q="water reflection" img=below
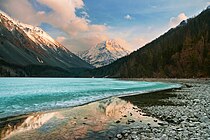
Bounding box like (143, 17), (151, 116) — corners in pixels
(1, 97), (161, 140)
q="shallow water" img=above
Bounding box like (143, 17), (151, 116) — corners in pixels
(0, 78), (181, 118)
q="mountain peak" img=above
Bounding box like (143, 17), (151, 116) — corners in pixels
(91, 8), (210, 78)
(0, 11), (63, 51)
(104, 40), (127, 52)
(0, 11), (93, 75)
(78, 40), (130, 68)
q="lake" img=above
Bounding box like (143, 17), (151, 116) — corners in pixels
(0, 78), (181, 118)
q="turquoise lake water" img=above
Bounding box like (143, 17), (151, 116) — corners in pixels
(0, 78), (181, 118)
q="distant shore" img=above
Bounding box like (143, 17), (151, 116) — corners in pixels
(1, 78), (210, 140)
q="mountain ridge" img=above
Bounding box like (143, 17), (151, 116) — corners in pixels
(90, 8), (210, 78)
(0, 11), (93, 76)
(78, 40), (130, 68)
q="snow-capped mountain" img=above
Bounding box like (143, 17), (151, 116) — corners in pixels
(0, 11), (93, 71)
(78, 40), (130, 68)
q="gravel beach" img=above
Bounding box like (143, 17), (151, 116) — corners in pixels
(115, 79), (210, 140)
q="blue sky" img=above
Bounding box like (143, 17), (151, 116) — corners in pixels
(0, 0), (209, 52)
(83, 0), (208, 26)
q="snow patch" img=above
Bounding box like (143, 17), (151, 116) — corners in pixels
(37, 57), (43, 63)
(40, 44), (47, 51)
(78, 40), (130, 67)
(0, 10), (65, 51)
(55, 57), (66, 64)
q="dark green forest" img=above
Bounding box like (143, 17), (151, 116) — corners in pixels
(0, 60), (88, 77)
(90, 9), (210, 78)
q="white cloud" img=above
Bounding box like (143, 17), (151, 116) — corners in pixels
(169, 13), (188, 28)
(36, 0), (109, 51)
(36, 0), (91, 35)
(124, 14), (132, 20)
(106, 26), (160, 51)
(0, 0), (162, 52)
(0, 0), (110, 52)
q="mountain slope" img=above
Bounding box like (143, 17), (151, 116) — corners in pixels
(91, 8), (210, 78)
(78, 40), (130, 67)
(0, 11), (93, 76)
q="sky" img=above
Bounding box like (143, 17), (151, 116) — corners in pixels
(0, 0), (209, 52)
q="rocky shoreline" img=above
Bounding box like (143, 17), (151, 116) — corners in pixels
(1, 79), (209, 140)
(114, 79), (210, 140)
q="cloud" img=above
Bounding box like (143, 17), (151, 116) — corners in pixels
(36, 0), (91, 36)
(131, 37), (147, 48)
(56, 36), (66, 43)
(0, 0), (110, 52)
(57, 34), (109, 52)
(0, 0), (44, 26)
(169, 13), (188, 28)
(124, 14), (132, 20)
(114, 38), (132, 51)
(0, 0), (165, 53)
(35, 0), (109, 51)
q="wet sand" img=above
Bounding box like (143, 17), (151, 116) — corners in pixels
(1, 79), (209, 140)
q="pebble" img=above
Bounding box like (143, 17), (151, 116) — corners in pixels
(111, 80), (210, 140)
(115, 120), (121, 123)
(127, 119), (135, 123)
(122, 130), (131, 135)
(160, 134), (168, 140)
(158, 121), (168, 126)
(130, 134), (140, 140)
(116, 134), (123, 139)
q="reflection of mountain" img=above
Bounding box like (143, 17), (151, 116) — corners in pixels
(0, 11), (93, 77)
(91, 8), (210, 78)
(78, 40), (130, 68)
(1, 97), (159, 140)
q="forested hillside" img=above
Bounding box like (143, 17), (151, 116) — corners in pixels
(91, 9), (210, 78)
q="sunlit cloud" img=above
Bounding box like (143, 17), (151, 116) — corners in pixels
(169, 13), (188, 28)
(0, 0), (43, 26)
(0, 0), (208, 53)
(131, 37), (147, 48)
(0, 0), (109, 52)
(56, 36), (66, 44)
